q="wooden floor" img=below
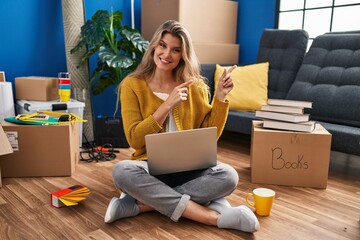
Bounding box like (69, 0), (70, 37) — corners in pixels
(0, 132), (359, 240)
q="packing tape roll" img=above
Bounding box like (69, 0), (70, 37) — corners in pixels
(0, 82), (15, 121)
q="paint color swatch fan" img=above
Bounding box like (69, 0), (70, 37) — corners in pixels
(51, 185), (91, 208)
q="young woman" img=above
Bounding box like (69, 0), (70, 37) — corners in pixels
(105, 20), (259, 233)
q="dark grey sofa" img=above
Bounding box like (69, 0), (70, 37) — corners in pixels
(201, 30), (360, 156)
(201, 29), (309, 134)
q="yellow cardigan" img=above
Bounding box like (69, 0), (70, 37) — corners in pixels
(120, 76), (230, 160)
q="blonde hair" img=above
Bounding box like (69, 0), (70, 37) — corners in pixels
(128, 20), (205, 84)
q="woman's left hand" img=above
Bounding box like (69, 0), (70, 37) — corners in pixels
(215, 65), (236, 101)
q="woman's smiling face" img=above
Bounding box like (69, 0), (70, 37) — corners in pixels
(153, 33), (182, 72)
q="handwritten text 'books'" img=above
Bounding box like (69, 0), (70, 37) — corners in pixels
(51, 185), (91, 208)
(262, 120), (316, 133)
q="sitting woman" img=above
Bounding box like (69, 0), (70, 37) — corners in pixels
(105, 20), (259, 233)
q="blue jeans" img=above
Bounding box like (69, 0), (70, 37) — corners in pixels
(112, 160), (239, 221)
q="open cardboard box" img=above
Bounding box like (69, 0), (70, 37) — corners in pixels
(0, 122), (80, 188)
(251, 121), (332, 188)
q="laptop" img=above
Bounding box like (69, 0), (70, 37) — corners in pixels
(145, 127), (218, 175)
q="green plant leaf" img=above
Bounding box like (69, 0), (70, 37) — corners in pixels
(82, 10), (110, 49)
(79, 46), (101, 65)
(70, 39), (86, 54)
(70, 9), (148, 95)
(99, 47), (133, 68)
(122, 27), (149, 52)
(91, 75), (116, 95)
(112, 10), (123, 30)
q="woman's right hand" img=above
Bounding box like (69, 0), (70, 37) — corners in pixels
(153, 80), (193, 126)
(165, 80), (193, 108)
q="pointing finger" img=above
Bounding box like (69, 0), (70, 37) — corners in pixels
(221, 65), (237, 79)
(228, 65), (237, 74)
(178, 80), (193, 88)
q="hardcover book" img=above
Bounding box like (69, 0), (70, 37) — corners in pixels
(267, 99), (313, 109)
(255, 110), (310, 123)
(260, 104), (304, 114)
(262, 120), (316, 132)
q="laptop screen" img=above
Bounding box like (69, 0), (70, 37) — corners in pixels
(145, 127), (218, 175)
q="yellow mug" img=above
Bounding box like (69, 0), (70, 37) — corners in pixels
(246, 188), (275, 216)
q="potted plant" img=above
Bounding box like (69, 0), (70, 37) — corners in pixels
(71, 9), (149, 95)
(71, 9), (148, 148)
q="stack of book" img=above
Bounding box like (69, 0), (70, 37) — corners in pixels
(255, 99), (315, 132)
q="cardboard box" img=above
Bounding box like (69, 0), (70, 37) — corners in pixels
(0, 71), (5, 82)
(250, 121), (332, 188)
(193, 42), (239, 64)
(141, 0), (238, 44)
(0, 125), (14, 187)
(15, 76), (58, 101)
(16, 99), (85, 146)
(0, 122), (79, 178)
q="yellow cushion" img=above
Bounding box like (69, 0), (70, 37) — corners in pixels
(214, 62), (269, 112)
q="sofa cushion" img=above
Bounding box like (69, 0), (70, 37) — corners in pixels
(286, 32), (360, 128)
(200, 64), (216, 102)
(214, 63), (269, 112)
(224, 111), (261, 135)
(257, 29), (308, 99)
(317, 121), (360, 155)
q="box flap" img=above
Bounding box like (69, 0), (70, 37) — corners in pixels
(0, 124), (13, 156)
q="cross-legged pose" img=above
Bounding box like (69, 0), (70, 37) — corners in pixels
(105, 20), (259, 233)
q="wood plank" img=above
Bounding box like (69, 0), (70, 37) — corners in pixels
(0, 132), (359, 240)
